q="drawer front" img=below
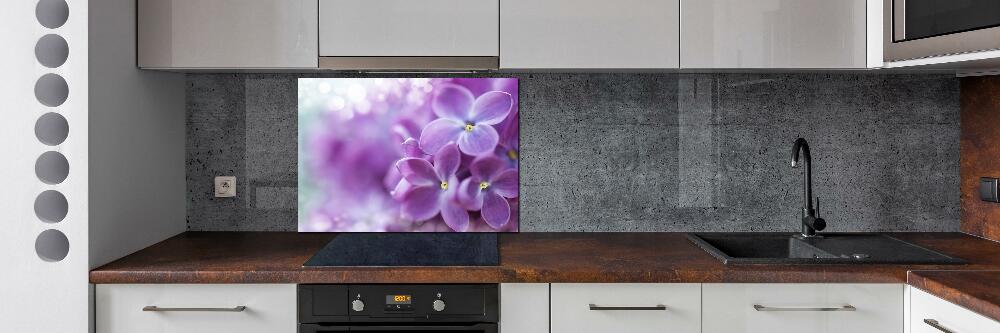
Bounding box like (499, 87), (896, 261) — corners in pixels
(910, 287), (1000, 333)
(96, 284), (296, 333)
(703, 283), (903, 333)
(551, 283), (701, 333)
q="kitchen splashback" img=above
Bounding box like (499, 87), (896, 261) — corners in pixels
(186, 73), (960, 232)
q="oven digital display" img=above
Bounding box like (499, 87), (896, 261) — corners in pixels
(386, 295), (412, 305)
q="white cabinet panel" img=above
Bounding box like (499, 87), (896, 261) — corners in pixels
(681, 0), (868, 68)
(500, 283), (548, 333)
(910, 287), (1000, 333)
(551, 283), (701, 333)
(319, 0), (499, 57)
(501, 0), (679, 69)
(96, 284), (297, 333)
(702, 283), (904, 333)
(138, 0), (318, 68)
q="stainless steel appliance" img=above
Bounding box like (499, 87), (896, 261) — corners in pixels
(298, 284), (498, 332)
(885, 0), (1000, 61)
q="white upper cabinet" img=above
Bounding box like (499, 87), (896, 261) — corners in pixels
(681, 0), (870, 69)
(500, 0), (680, 69)
(319, 0), (499, 57)
(137, 0), (318, 69)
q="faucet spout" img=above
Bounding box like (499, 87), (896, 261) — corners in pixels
(791, 138), (825, 237)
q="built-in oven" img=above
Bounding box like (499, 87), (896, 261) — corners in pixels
(885, 0), (1000, 61)
(298, 284), (498, 333)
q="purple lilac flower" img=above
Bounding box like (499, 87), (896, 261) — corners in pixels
(457, 156), (519, 229)
(419, 84), (513, 156)
(494, 105), (519, 169)
(395, 143), (470, 231)
(385, 137), (429, 200)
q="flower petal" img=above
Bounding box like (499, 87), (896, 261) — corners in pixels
(440, 199), (470, 232)
(391, 179), (413, 200)
(396, 158), (438, 186)
(401, 137), (426, 158)
(433, 143), (461, 180)
(419, 118), (464, 156)
(490, 169), (519, 198)
(457, 177), (484, 210)
(481, 191), (511, 229)
(432, 84), (475, 120)
(470, 91), (513, 125)
(457, 124), (499, 156)
(451, 78), (495, 97)
(470, 155), (505, 180)
(383, 165), (402, 190)
(401, 186), (442, 221)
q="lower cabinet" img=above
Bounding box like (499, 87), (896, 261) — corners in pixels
(96, 284), (297, 333)
(702, 283), (904, 333)
(910, 286), (1000, 333)
(550, 283), (702, 333)
(500, 283), (549, 333)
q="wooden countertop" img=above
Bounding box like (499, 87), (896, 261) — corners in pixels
(91, 232), (1000, 284)
(908, 270), (1000, 322)
(89, 232), (1000, 320)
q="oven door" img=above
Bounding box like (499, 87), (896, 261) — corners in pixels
(300, 323), (498, 333)
(885, 0), (1000, 61)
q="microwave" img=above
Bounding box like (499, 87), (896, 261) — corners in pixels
(884, 0), (1000, 62)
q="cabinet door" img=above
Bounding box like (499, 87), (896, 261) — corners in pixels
(319, 0), (499, 57)
(96, 284), (297, 333)
(500, 284), (548, 333)
(501, 0), (680, 69)
(138, 0), (318, 68)
(910, 287), (1000, 333)
(681, 0), (867, 68)
(551, 283), (701, 333)
(702, 283), (903, 333)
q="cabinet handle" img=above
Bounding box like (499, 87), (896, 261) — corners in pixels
(142, 306), (247, 312)
(923, 319), (955, 333)
(753, 304), (856, 312)
(588, 304), (667, 311)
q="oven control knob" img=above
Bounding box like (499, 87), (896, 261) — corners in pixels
(351, 299), (365, 312)
(432, 299), (446, 312)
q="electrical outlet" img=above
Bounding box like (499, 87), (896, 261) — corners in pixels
(215, 176), (236, 198)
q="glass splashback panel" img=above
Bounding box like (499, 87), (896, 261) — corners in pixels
(298, 78), (519, 232)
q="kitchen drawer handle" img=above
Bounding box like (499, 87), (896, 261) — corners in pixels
(588, 304), (667, 311)
(923, 319), (955, 333)
(753, 304), (856, 312)
(142, 306), (247, 312)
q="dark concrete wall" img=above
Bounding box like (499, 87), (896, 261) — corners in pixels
(186, 73), (960, 232)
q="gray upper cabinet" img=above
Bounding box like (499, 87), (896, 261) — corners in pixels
(138, 0), (318, 69)
(680, 0), (869, 69)
(501, 0), (680, 69)
(318, 0), (500, 69)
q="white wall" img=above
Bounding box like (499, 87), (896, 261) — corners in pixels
(0, 0), (184, 331)
(0, 0), (90, 331)
(88, 0), (186, 270)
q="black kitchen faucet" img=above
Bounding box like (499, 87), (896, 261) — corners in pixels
(791, 138), (826, 238)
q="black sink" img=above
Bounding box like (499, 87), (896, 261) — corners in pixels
(687, 233), (966, 265)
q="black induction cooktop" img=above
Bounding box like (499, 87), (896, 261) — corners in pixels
(303, 233), (500, 267)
